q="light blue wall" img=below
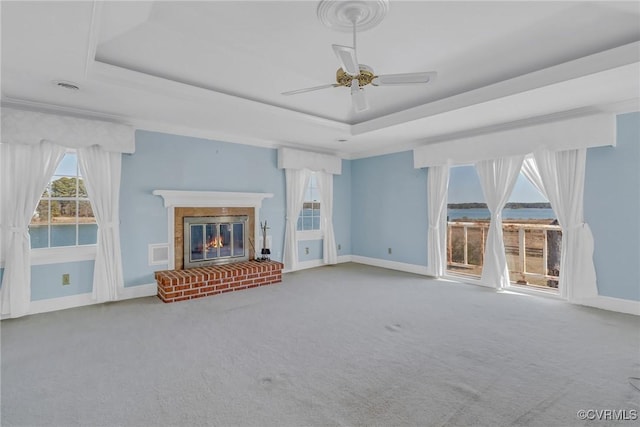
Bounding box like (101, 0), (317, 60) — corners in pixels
(31, 261), (94, 300)
(351, 151), (428, 266)
(12, 114), (639, 305)
(18, 130), (352, 301)
(585, 112), (640, 301)
(120, 130), (287, 286)
(333, 159), (352, 256)
(297, 239), (323, 262)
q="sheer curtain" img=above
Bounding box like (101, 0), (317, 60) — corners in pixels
(521, 155), (547, 199)
(283, 168), (311, 271)
(0, 141), (66, 318)
(476, 155), (524, 289)
(77, 146), (124, 302)
(316, 171), (337, 265)
(427, 165), (449, 277)
(534, 148), (597, 301)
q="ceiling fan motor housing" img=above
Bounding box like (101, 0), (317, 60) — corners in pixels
(336, 66), (375, 87)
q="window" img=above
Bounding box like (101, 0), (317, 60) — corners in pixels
(30, 152), (97, 249)
(446, 164), (560, 293)
(297, 172), (321, 232)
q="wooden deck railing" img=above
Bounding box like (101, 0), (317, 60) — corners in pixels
(447, 221), (562, 288)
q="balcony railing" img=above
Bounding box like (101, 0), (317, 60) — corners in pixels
(447, 221), (562, 290)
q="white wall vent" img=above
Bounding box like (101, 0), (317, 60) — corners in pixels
(148, 244), (169, 266)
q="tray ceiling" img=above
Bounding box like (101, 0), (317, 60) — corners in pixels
(2, 1), (639, 157)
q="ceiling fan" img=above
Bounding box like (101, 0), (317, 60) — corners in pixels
(282, 0), (437, 113)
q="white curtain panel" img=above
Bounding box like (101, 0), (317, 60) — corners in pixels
(283, 168), (311, 271)
(0, 141), (66, 318)
(521, 155), (548, 200)
(317, 171), (337, 265)
(476, 155), (525, 289)
(427, 165), (450, 277)
(534, 148), (597, 301)
(77, 146), (124, 302)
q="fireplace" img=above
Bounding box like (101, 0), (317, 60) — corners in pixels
(152, 190), (282, 303)
(152, 190), (274, 270)
(184, 215), (249, 268)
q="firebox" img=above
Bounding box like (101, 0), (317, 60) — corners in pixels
(183, 215), (249, 268)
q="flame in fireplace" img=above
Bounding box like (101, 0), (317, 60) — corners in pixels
(207, 236), (224, 249)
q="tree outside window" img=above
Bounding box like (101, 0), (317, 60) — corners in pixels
(30, 152), (97, 248)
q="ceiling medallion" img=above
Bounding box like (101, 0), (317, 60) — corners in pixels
(317, 0), (390, 32)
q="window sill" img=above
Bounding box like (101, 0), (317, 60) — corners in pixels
(297, 230), (324, 241)
(31, 245), (97, 266)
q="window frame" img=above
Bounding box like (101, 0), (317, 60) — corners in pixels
(296, 172), (323, 241)
(29, 149), (97, 265)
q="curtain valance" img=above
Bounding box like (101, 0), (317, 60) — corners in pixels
(1, 108), (135, 153)
(277, 147), (342, 174)
(413, 114), (615, 168)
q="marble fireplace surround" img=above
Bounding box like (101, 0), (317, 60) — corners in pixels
(152, 190), (274, 270)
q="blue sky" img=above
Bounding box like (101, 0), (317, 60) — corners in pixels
(53, 152), (80, 177)
(448, 165), (547, 204)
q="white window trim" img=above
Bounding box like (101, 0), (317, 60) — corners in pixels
(296, 171), (322, 237)
(28, 149), (98, 261)
(30, 245), (97, 266)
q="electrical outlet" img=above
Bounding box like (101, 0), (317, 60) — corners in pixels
(62, 273), (71, 286)
(338, 244), (341, 250)
(388, 247), (392, 254)
(305, 247), (310, 255)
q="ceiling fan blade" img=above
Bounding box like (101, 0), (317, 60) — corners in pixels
(372, 71), (437, 86)
(351, 79), (369, 112)
(281, 83), (340, 96)
(332, 44), (360, 76)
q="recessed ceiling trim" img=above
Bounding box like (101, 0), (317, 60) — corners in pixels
(1, 97), (132, 125)
(346, 63), (639, 157)
(352, 41), (640, 136)
(89, 59), (352, 132)
(84, 0), (103, 79)
(345, 106), (622, 161)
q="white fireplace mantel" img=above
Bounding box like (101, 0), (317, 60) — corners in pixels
(152, 190), (274, 209)
(152, 190), (274, 269)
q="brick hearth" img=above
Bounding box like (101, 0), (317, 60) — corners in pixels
(155, 260), (283, 303)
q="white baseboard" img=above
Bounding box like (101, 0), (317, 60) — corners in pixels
(27, 283), (157, 317)
(349, 255), (431, 276)
(29, 292), (96, 316)
(284, 255), (352, 273)
(20, 267), (638, 317)
(120, 283), (158, 300)
(573, 295), (640, 316)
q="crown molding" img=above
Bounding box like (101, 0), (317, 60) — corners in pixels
(89, 60), (351, 132)
(352, 41), (640, 136)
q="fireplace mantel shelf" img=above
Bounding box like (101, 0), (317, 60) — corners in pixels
(153, 190), (274, 208)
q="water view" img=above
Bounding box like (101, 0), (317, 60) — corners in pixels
(448, 207), (556, 221)
(29, 224), (98, 248)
